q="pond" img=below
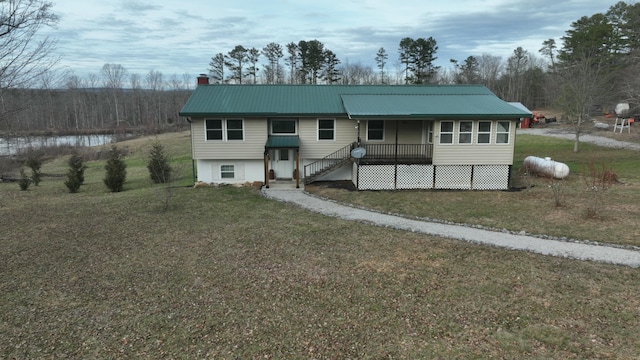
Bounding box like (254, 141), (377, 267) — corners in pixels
(0, 134), (117, 156)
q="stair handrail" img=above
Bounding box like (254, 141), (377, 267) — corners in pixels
(304, 142), (356, 181)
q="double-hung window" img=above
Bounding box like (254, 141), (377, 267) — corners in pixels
(367, 120), (384, 141)
(496, 121), (510, 144)
(206, 119), (244, 141)
(206, 119), (223, 140)
(439, 121), (454, 144)
(220, 165), (235, 179)
(318, 119), (335, 140)
(458, 121), (473, 144)
(477, 121), (492, 144)
(226, 119), (243, 140)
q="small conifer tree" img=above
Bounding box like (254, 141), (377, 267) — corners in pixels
(147, 142), (172, 184)
(25, 155), (42, 186)
(18, 168), (31, 191)
(103, 145), (127, 192)
(65, 152), (87, 193)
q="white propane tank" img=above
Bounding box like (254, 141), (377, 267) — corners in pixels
(524, 156), (570, 179)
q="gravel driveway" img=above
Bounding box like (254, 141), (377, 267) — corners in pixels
(519, 127), (640, 150)
(262, 189), (640, 268)
(262, 129), (640, 267)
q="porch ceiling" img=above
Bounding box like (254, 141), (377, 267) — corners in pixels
(341, 94), (532, 120)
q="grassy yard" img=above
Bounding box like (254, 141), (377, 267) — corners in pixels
(308, 134), (640, 247)
(1, 131), (639, 359)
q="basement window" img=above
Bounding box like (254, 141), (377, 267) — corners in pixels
(220, 165), (235, 179)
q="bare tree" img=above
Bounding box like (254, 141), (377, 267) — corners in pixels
(262, 42), (283, 84)
(0, 0), (59, 130)
(477, 53), (503, 91)
(145, 70), (164, 126)
(101, 63), (128, 127)
(556, 55), (614, 152)
(285, 42), (299, 84)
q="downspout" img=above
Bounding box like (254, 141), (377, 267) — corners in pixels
(264, 149), (270, 189)
(295, 149), (300, 188)
(187, 117), (196, 184)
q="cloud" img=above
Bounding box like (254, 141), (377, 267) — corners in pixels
(42, 0), (621, 81)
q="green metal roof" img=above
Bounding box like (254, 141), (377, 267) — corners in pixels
(341, 94), (530, 119)
(179, 84), (531, 119)
(265, 135), (300, 149)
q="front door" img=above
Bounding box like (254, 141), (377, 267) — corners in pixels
(271, 149), (294, 180)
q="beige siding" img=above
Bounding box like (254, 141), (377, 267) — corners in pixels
(433, 120), (516, 165)
(298, 117), (357, 159)
(362, 120), (425, 144)
(191, 118), (268, 160)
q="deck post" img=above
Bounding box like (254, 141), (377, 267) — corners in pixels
(264, 152), (270, 188)
(295, 149), (300, 188)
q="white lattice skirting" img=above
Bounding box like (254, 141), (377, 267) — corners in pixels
(356, 164), (510, 190)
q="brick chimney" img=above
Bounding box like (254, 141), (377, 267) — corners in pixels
(197, 74), (209, 86)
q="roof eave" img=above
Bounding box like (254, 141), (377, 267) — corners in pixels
(178, 112), (348, 118)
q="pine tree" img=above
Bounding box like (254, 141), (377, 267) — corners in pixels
(103, 145), (127, 192)
(25, 155), (42, 186)
(18, 168), (31, 191)
(147, 142), (172, 184)
(65, 152), (87, 193)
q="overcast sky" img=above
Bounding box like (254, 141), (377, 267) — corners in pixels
(43, 0), (620, 83)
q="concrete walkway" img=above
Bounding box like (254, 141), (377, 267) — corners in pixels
(262, 188), (640, 268)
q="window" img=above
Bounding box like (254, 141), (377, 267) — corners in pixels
(220, 165), (234, 179)
(477, 121), (492, 144)
(205, 119), (243, 141)
(459, 121), (473, 144)
(440, 121), (454, 144)
(318, 119), (335, 140)
(206, 119), (223, 140)
(367, 120), (384, 140)
(226, 119), (243, 140)
(426, 122), (434, 144)
(271, 119), (296, 134)
(496, 121), (510, 144)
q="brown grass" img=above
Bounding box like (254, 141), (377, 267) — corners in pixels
(1, 131), (640, 358)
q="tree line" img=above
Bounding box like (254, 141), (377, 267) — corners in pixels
(0, 65), (193, 132)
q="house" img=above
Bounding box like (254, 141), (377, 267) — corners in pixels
(179, 78), (532, 190)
